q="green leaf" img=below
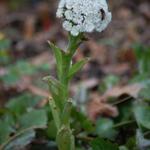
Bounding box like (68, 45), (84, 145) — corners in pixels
(96, 118), (117, 140)
(0, 71), (20, 86)
(46, 120), (57, 139)
(126, 137), (136, 150)
(71, 107), (94, 133)
(136, 129), (150, 150)
(138, 84), (150, 101)
(133, 44), (150, 75)
(0, 60), (37, 85)
(115, 96), (133, 123)
(61, 99), (73, 125)
(15, 60), (36, 76)
(48, 41), (64, 78)
(0, 108), (11, 116)
(91, 138), (119, 150)
(0, 120), (13, 144)
(48, 98), (61, 130)
(0, 112), (16, 144)
(133, 104), (150, 129)
(6, 93), (42, 118)
(43, 76), (65, 109)
(0, 38), (11, 50)
(18, 109), (47, 129)
(1, 130), (35, 150)
(68, 58), (89, 79)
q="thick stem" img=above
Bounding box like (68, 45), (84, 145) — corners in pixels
(56, 34), (83, 150)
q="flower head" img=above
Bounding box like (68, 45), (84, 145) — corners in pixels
(57, 0), (112, 36)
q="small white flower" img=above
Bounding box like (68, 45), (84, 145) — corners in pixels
(71, 25), (80, 36)
(63, 21), (72, 31)
(64, 10), (73, 20)
(56, 8), (64, 18)
(56, 0), (112, 36)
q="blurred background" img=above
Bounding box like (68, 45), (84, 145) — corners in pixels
(0, 0), (150, 149)
(0, 0), (149, 104)
(0, 0), (149, 101)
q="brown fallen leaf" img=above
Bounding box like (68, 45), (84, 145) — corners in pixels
(101, 63), (130, 75)
(104, 83), (143, 99)
(87, 83), (143, 121)
(87, 93), (118, 121)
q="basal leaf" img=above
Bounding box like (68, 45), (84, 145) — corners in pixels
(133, 104), (150, 129)
(96, 118), (118, 140)
(1, 130), (35, 150)
(0, 120), (12, 144)
(136, 129), (150, 149)
(6, 93), (42, 118)
(18, 109), (47, 129)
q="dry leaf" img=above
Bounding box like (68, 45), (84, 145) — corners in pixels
(104, 83), (143, 98)
(101, 63), (130, 75)
(87, 93), (118, 121)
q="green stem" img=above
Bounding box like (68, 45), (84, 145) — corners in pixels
(55, 34), (83, 150)
(59, 33), (83, 105)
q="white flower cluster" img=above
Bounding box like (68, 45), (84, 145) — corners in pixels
(56, 0), (112, 36)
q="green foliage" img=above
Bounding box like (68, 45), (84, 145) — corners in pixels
(133, 44), (150, 75)
(96, 118), (118, 140)
(0, 93), (48, 149)
(115, 96), (133, 123)
(133, 103), (150, 129)
(48, 98), (61, 130)
(138, 84), (150, 101)
(0, 59), (50, 86)
(0, 38), (11, 50)
(0, 27), (150, 150)
(0, 36), (11, 65)
(3, 130), (35, 150)
(46, 120), (57, 139)
(68, 58), (89, 80)
(43, 76), (65, 110)
(71, 107), (94, 134)
(91, 138), (119, 150)
(6, 93), (42, 118)
(136, 129), (150, 150)
(19, 109), (47, 129)
(48, 42), (64, 79)
(0, 119), (13, 144)
(99, 74), (120, 93)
